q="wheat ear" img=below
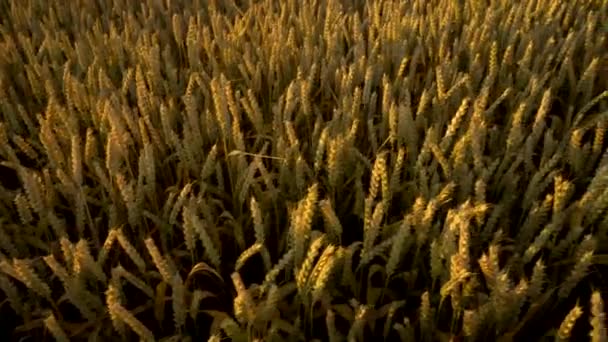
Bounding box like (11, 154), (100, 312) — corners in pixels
(296, 234), (326, 295)
(144, 237), (175, 284)
(311, 245), (339, 302)
(44, 312), (70, 342)
(172, 273), (187, 332)
(557, 303), (583, 341)
(115, 228), (146, 273)
(12, 258), (51, 298)
(109, 300), (155, 341)
(590, 291), (607, 342)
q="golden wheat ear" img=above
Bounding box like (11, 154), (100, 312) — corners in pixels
(1, 0), (608, 340)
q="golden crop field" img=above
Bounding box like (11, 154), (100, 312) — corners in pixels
(0, 0), (607, 341)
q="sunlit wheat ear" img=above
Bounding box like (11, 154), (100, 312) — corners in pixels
(283, 81), (299, 120)
(368, 151), (388, 203)
(557, 303), (584, 341)
(210, 75), (230, 144)
(300, 76), (312, 116)
(208, 334), (222, 342)
(235, 242), (265, 271)
(291, 183), (319, 266)
(231, 272), (255, 325)
(12, 258), (51, 299)
(314, 128), (329, 173)
(311, 245), (340, 303)
(141, 138), (155, 187)
(430, 143), (452, 178)
(43, 253), (71, 288)
(39, 119), (65, 170)
(590, 291), (607, 342)
(591, 121), (606, 160)
(220, 316), (243, 340)
(296, 234), (326, 295)
(20, 168), (45, 216)
(245, 89), (264, 132)
(457, 214), (471, 271)
(109, 299), (155, 342)
(98, 228), (117, 265)
(70, 135), (83, 186)
(347, 303), (371, 342)
(44, 312), (69, 342)
(327, 135), (345, 188)
(478, 244), (500, 290)
(144, 237), (174, 284)
(106, 277), (125, 335)
(448, 253), (469, 311)
(74, 239), (106, 283)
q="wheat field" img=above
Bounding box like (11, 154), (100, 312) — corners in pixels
(0, 0), (607, 341)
